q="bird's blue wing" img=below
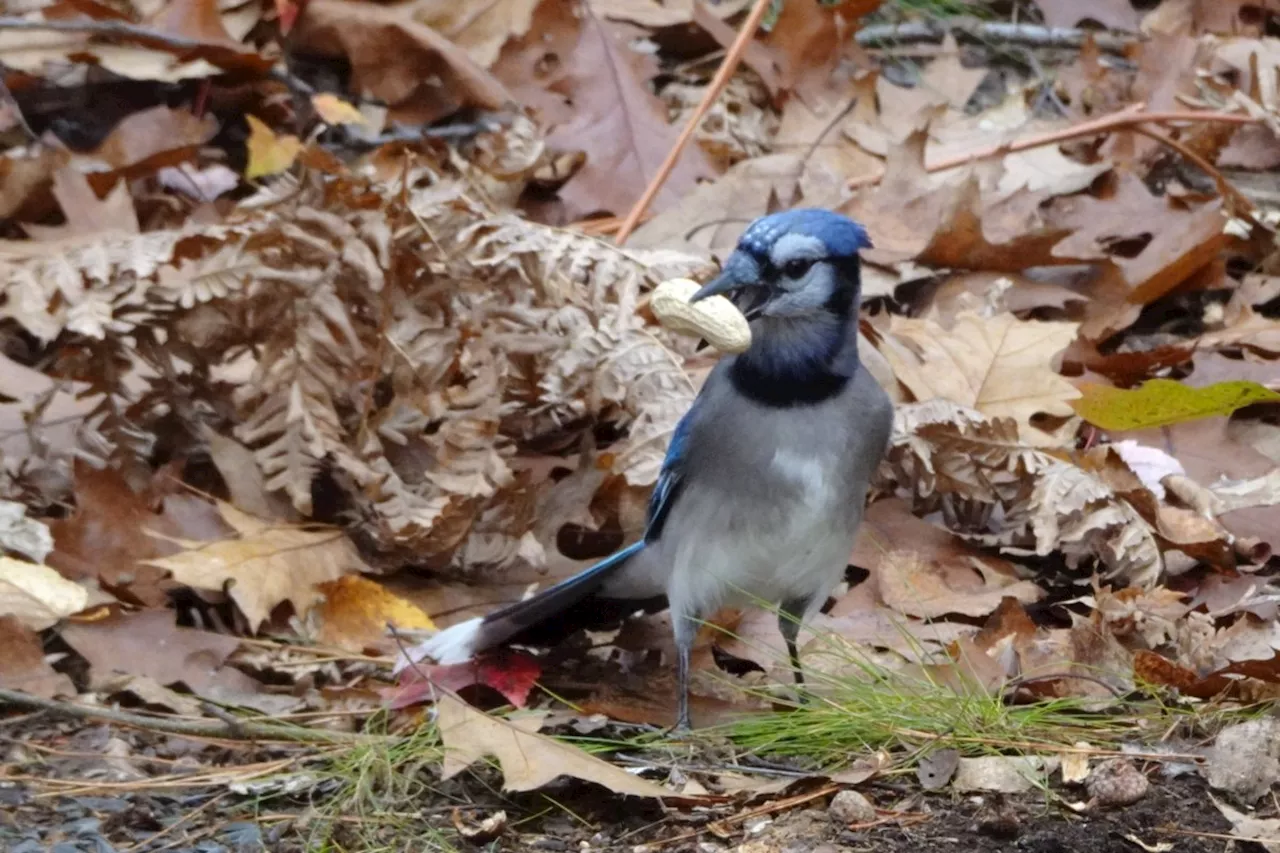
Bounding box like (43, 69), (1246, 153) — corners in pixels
(643, 405), (696, 542)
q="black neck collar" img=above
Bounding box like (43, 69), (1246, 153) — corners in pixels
(728, 358), (852, 407)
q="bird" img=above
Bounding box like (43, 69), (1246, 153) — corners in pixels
(403, 208), (895, 731)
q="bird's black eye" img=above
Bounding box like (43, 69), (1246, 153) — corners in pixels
(782, 258), (814, 279)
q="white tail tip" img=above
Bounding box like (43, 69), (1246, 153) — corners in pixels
(392, 617), (483, 674)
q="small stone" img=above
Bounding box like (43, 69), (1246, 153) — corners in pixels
(827, 789), (876, 824)
(1206, 718), (1280, 803)
(1086, 758), (1149, 808)
(530, 838), (568, 851)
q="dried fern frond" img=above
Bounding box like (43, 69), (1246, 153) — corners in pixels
(0, 141), (711, 579)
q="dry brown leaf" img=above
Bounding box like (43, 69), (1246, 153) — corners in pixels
(0, 145), (70, 219)
(758, 0), (881, 95)
(0, 557), (89, 631)
(143, 502), (365, 629)
(539, 9), (714, 218)
(627, 153), (803, 253)
(410, 0), (542, 68)
(772, 72), (883, 208)
(1047, 173), (1229, 307)
(854, 499), (1044, 620)
(59, 608), (263, 701)
(912, 35), (987, 110)
(874, 311), (1081, 446)
(23, 168), (139, 241)
(437, 689), (676, 796)
(290, 0), (514, 125)
(590, 0), (700, 27)
(86, 105), (219, 173)
(101, 673), (206, 716)
(926, 272), (1088, 323)
(843, 123), (1083, 273)
(46, 464), (229, 607)
(1122, 417), (1280, 550)
(148, 0), (244, 47)
(1017, 615), (1136, 698)
(0, 615), (74, 698)
(1200, 284), (1280, 356)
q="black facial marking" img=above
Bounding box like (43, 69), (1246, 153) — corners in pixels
(728, 254), (863, 408)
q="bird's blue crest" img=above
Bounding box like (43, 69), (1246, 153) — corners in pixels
(737, 209), (872, 259)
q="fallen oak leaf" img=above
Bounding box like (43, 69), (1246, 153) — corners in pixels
(143, 502), (363, 630)
(1047, 173), (1229, 307)
(853, 498), (1044, 620)
(46, 463), (228, 608)
(86, 104), (219, 176)
(289, 0), (513, 125)
(59, 608), (262, 702)
(872, 311), (1081, 446)
(1073, 379), (1280, 431)
(436, 688), (676, 796)
(541, 7), (714, 218)
(23, 168), (139, 240)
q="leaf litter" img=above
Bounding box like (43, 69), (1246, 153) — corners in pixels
(1, 0), (1280, 849)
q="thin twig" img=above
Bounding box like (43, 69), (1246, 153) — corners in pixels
(854, 17), (1137, 55)
(847, 105), (1258, 189)
(614, 0), (772, 245)
(1129, 123), (1254, 212)
(0, 687), (367, 743)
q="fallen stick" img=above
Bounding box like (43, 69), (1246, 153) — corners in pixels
(614, 0), (772, 245)
(0, 686), (368, 743)
(847, 105), (1259, 192)
(855, 16), (1137, 55)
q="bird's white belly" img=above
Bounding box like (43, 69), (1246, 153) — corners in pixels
(663, 449), (855, 617)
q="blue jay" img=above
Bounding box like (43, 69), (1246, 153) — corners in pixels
(406, 209), (894, 730)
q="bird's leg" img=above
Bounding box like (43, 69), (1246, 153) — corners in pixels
(778, 596), (812, 702)
(672, 610), (696, 732)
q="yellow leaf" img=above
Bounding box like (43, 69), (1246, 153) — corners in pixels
(314, 575), (435, 651)
(436, 689), (676, 796)
(310, 93), (366, 126)
(143, 502), (364, 629)
(244, 114), (301, 179)
(1072, 379), (1280, 431)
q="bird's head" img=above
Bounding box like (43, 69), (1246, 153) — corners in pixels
(690, 209), (871, 323)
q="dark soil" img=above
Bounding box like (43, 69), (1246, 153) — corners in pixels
(0, 764), (1243, 853)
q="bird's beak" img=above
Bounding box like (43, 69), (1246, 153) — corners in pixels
(690, 254), (754, 303)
